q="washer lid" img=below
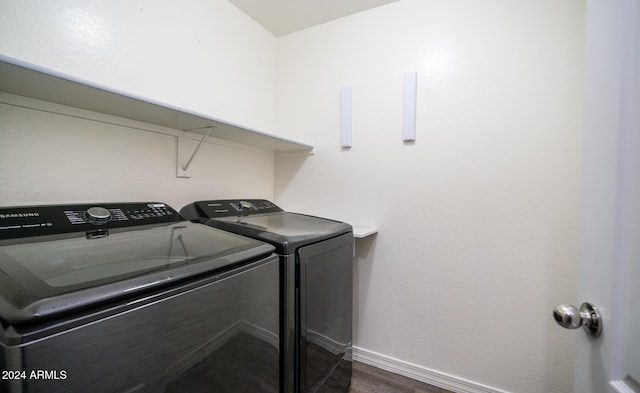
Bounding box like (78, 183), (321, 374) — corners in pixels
(0, 222), (274, 324)
(208, 212), (352, 254)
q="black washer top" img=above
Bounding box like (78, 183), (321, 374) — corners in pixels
(180, 199), (352, 254)
(0, 202), (274, 324)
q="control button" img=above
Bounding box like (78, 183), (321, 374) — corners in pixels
(255, 201), (273, 209)
(86, 207), (111, 221)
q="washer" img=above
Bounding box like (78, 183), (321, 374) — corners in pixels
(180, 199), (353, 393)
(0, 202), (280, 393)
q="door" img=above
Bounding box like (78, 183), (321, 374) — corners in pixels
(572, 0), (640, 392)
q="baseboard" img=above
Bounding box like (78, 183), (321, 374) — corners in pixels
(352, 346), (510, 393)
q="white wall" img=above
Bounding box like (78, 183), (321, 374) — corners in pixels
(0, 0), (278, 208)
(0, 0), (278, 133)
(0, 93), (274, 208)
(275, 1), (585, 392)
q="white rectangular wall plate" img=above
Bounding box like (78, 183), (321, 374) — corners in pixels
(341, 85), (353, 148)
(403, 72), (417, 142)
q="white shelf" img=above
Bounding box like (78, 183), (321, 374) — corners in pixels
(353, 226), (378, 238)
(0, 55), (314, 154)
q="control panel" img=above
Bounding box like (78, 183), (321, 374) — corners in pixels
(0, 202), (182, 240)
(181, 199), (283, 220)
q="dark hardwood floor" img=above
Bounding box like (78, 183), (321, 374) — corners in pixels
(350, 362), (454, 393)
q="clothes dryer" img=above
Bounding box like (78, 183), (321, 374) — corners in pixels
(0, 202), (280, 393)
(180, 199), (353, 393)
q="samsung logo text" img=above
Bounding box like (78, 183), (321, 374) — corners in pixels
(0, 213), (40, 219)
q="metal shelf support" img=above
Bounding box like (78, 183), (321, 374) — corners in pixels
(177, 127), (213, 178)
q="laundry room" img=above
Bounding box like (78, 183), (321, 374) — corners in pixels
(1, 1), (634, 393)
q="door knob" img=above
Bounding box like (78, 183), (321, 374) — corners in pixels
(553, 302), (602, 337)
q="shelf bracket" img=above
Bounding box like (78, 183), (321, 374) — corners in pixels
(177, 127), (213, 178)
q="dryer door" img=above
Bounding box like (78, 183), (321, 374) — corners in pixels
(298, 232), (353, 393)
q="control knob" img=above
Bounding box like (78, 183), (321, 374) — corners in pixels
(86, 207), (112, 222)
(238, 201), (253, 211)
